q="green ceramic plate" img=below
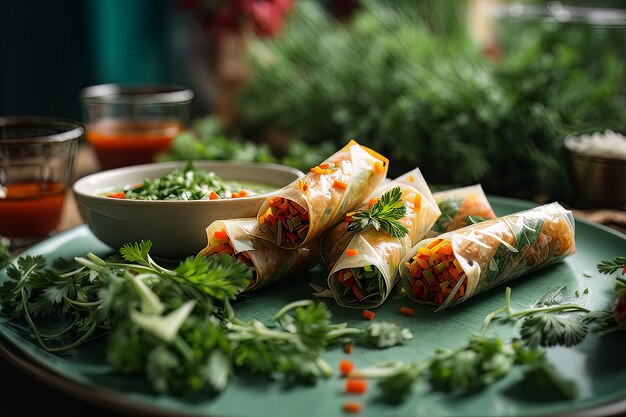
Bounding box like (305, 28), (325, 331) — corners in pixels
(1, 196), (626, 417)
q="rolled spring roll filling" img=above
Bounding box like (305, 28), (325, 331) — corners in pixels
(210, 231), (256, 277)
(337, 265), (384, 303)
(405, 238), (466, 305)
(259, 196), (310, 248)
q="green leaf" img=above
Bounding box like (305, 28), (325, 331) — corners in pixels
(520, 313), (588, 348)
(348, 186), (408, 238)
(120, 241), (153, 264)
(597, 256), (626, 275)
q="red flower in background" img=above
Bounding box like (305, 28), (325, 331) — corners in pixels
(180, 0), (294, 38)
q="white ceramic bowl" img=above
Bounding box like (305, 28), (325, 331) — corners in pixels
(73, 161), (303, 259)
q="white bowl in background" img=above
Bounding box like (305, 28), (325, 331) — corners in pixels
(73, 161), (303, 259)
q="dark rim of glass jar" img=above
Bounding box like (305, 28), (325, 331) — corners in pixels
(80, 84), (194, 105)
(0, 116), (85, 145)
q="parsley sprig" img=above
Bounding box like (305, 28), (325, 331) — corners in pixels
(597, 256), (626, 276)
(0, 242), (413, 394)
(348, 186), (408, 238)
(357, 281), (622, 403)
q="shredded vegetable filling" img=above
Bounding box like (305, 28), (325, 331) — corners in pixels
(337, 265), (383, 303)
(406, 238), (466, 305)
(209, 232), (256, 281)
(259, 196), (310, 248)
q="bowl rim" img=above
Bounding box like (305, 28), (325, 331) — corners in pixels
(564, 134), (626, 165)
(72, 160), (303, 205)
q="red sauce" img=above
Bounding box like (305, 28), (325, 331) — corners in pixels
(86, 118), (183, 170)
(0, 182), (65, 238)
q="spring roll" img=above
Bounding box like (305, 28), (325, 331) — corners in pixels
(429, 184), (496, 236)
(257, 140), (388, 249)
(321, 169), (440, 308)
(200, 219), (319, 292)
(400, 203), (575, 310)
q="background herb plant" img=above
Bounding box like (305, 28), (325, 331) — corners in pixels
(239, 0), (626, 200)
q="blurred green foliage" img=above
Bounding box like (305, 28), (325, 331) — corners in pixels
(238, 0), (626, 199)
(157, 117), (336, 173)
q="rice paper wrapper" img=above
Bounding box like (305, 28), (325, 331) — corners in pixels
(256, 140), (388, 249)
(428, 184), (496, 236)
(322, 168), (440, 308)
(200, 219), (319, 292)
(400, 202), (576, 310)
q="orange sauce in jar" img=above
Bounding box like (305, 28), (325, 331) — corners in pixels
(0, 182), (65, 238)
(86, 118), (183, 170)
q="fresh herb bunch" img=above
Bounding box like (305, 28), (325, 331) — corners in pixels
(123, 161), (241, 200)
(0, 241), (413, 394)
(240, 1), (626, 199)
(348, 186), (408, 238)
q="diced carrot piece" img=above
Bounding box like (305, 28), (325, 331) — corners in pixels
(361, 309), (375, 320)
(449, 268), (461, 280)
(408, 261), (422, 278)
(339, 359), (354, 376)
(416, 257), (429, 270)
(238, 189), (248, 197)
(209, 191), (220, 200)
(319, 163), (330, 169)
(106, 191), (125, 199)
(213, 229), (228, 240)
(346, 379), (368, 394)
(231, 192), (240, 198)
(344, 343), (353, 355)
(400, 306), (415, 317)
(459, 285), (465, 297)
(353, 286), (365, 300)
(213, 243), (234, 255)
(368, 198), (378, 208)
(430, 239), (448, 254)
(427, 239), (443, 249)
(343, 402), (362, 413)
(311, 166), (332, 175)
(412, 284), (422, 296)
(414, 193), (421, 210)
(346, 248), (359, 257)
(333, 180), (348, 190)
(437, 243), (453, 255)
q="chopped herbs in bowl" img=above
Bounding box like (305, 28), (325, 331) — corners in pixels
(73, 160), (303, 258)
(103, 162), (274, 201)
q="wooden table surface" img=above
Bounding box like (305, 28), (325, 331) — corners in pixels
(1, 144), (624, 417)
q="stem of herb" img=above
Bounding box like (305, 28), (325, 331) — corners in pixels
(480, 287), (591, 336)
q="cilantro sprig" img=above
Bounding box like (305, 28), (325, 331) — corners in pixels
(348, 186), (408, 238)
(597, 256), (626, 276)
(0, 242), (413, 394)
